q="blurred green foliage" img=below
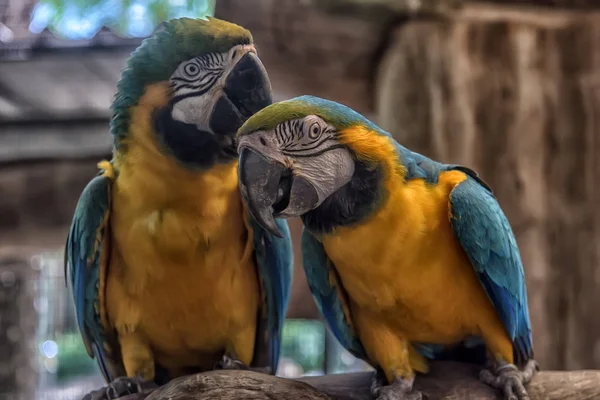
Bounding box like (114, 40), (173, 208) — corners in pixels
(281, 319), (326, 373)
(55, 332), (98, 382)
(29, 0), (215, 39)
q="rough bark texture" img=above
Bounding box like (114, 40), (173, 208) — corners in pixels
(113, 362), (600, 400)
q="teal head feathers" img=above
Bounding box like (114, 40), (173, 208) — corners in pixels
(237, 95), (380, 137)
(111, 16), (272, 169)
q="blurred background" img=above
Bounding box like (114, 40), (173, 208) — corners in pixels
(0, 0), (598, 399)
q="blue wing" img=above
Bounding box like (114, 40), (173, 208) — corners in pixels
(248, 216), (293, 373)
(448, 174), (533, 365)
(301, 229), (366, 360)
(65, 173), (121, 382)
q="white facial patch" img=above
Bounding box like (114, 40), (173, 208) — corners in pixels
(292, 147), (355, 206)
(168, 44), (256, 131)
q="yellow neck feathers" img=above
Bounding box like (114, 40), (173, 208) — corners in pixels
(112, 82), (240, 214)
(338, 124), (405, 201)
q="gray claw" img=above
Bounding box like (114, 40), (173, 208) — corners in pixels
(371, 369), (387, 397)
(82, 376), (155, 400)
(370, 371), (424, 400)
(480, 359), (539, 400)
(214, 354), (274, 375)
(214, 354), (250, 371)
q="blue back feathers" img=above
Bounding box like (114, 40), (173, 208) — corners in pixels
(301, 229), (366, 360)
(248, 217), (293, 372)
(448, 176), (533, 365)
(65, 173), (116, 382)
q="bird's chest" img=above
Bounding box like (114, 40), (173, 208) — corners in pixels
(108, 192), (260, 355)
(136, 248), (259, 355)
(321, 212), (478, 337)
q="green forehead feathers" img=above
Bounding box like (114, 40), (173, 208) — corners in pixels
(111, 16), (253, 150)
(238, 95), (380, 136)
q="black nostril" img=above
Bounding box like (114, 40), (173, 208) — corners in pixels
(260, 137), (267, 146)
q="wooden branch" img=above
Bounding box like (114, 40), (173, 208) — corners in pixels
(115, 362), (600, 400)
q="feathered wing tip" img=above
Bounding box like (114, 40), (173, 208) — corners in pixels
(110, 16), (253, 150)
(514, 331), (534, 367)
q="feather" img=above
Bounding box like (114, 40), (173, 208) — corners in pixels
(65, 172), (121, 382)
(448, 176), (534, 365)
(248, 217), (293, 372)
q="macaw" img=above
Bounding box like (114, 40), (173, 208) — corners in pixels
(235, 95), (538, 400)
(64, 17), (293, 400)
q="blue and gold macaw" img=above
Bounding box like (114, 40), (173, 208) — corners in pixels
(235, 96), (538, 400)
(64, 17), (293, 399)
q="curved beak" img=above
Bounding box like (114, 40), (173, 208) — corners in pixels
(210, 52), (273, 136)
(238, 147), (319, 237)
(239, 147), (285, 237)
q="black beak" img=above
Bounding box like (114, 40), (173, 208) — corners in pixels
(238, 147), (287, 237)
(210, 52), (273, 136)
(239, 146), (321, 237)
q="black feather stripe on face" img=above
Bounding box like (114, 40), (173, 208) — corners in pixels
(301, 157), (384, 234)
(152, 105), (236, 170)
(169, 52), (226, 102)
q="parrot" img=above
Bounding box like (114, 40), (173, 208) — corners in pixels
(235, 95), (539, 400)
(64, 17), (293, 400)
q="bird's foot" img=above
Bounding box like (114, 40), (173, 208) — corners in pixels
(480, 359), (539, 400)
(371, 370), (424, 400)
(213, 354), (273, 375)
(214, 354), (250, 371)
(82, 376), (157, 400)
(213, 353), (274, 375)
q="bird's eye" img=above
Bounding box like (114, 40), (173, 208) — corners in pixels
(308, 122), (321, 139)
(183, 63), (200, 77)
(231, 49), (239, 60)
